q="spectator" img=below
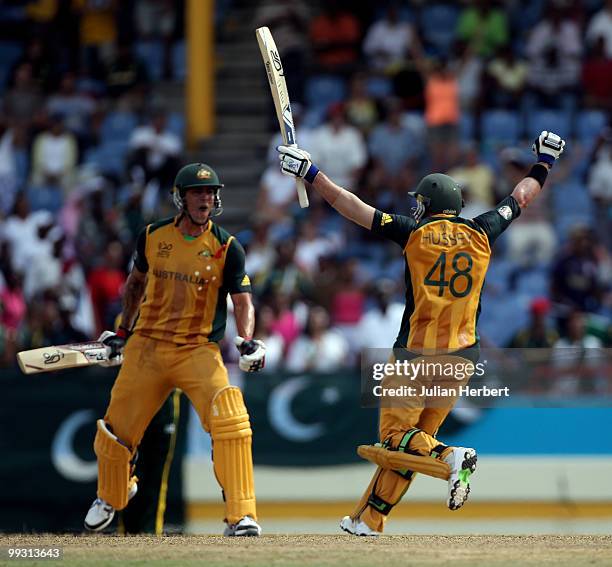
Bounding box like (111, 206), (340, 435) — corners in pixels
(345, 72), (379, 135)
(0, 267), (26, 335)
(30, 112), (79, 197)
(586, 0), (612, 58)
(260, 239), (313, 301)
(582, 37), (612, 111)
(294, 220), (339, 275)
(286, 305), (349, 372)
(309, 1), (360, 75)
(105, 43), (150, 101)
(484, 46), (528, 109)
(551, 309), (604, 395)
(244, 221), (276, 285)
(310, 103), (367, 189)
(587, 127), (612, 250)
(421, 57), (461, 172)
(0, 195), (55, 275)
(525, 2), (582, 111)
(356, 279), (404, 360)
(551, 226), (606, 314)
(255, 0), (310, 104)
(0, 116), (22, 217)
(10, 37), (58, 92)
(73, 0), (119, 79)
(499, 148), (556, 266)
(257, 162), (302, 222)
(508, 297), (558, 348)
(47, 71), (98, 145)
(330, 258), (365, 351)
(447, 143), (495, 210)
(87, 239), (126, 334)
(253, 304), (285, 371)
(3, 62), (45, 128)
(23, 227), (65, 300)
(456, 0), (509, 58)
(362, 3), (421, 74)
(135, 0), (179, 80)
(368, 98), (422, 196)
(128, 107), (182, 208)
(269, 291), (302, 354)
(454, 40), (484, 114)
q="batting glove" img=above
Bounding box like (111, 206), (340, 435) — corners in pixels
(277, 145), (319, 183)
(234, 336), (266, 372)
(532, 131), (565, 166)
(97, 327), (129, 367)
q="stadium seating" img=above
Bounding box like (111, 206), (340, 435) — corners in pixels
(305, 75), (346, 114)
(172, 40), (187, 82)
(420, 4), (460, 56)
(135, 40), (165, 83)
(481, 110), (521, 145)
(100, 111), (139, 143)
(0, 40), (22, 91)
(527, 109), (572, 141)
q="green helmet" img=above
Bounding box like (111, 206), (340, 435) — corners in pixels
(409, 173), (463, 219)
(172, 163), (224, 216)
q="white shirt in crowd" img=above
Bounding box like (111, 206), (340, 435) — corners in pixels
(310, 124), (367, 189)
(586, 7), (612, 58)
(286, 330), (349, 372)
(129, 126), (182, 169)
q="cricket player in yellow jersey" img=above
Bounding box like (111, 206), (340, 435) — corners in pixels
(278, 131), (565, 535)
(84, 163), (266, 536)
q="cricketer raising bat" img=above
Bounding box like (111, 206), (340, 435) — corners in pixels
(255, 26), (309, 208)
(17, 342), (108, 375)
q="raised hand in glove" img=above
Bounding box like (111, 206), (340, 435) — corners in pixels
(532, 131), (565, 166)
(98, 327), (130, 367)
(234, 336), (266, 372)
(277, 145), (319, 183)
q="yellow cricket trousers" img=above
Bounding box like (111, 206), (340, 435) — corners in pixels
(101, 332), (256, 523)
(354, 355), (469, 532)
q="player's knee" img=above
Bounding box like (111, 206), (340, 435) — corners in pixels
(209, 386), (252, 441)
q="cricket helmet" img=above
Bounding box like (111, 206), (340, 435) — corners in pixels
(172, 163), (224, 216)
(409, 173), (463, 221)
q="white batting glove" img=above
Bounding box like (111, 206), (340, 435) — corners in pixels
(97, 330), (126, 367)
(234, 336), (266, 372)
(532, 131), (565, 166)
(277, 145), (313, 179)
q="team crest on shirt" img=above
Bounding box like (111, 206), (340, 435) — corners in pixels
(497, 205), (512, 220)
(380, 213), (393, 226)
(197, 168), (212, 179)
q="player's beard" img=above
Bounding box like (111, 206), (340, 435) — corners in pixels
(186, 204), (211, 227)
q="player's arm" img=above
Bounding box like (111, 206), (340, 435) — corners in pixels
(511, 131), (565, 209)
(277, 145), (375, 228)
(225, 238), (266, 372)
(99, 228), (149, 366)
(474, 131), (565, 244)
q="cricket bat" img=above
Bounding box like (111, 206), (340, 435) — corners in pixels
(16, 342), (109, 375)
(256, 26), (309, 208)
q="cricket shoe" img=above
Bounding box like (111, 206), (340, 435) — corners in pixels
(84, 482), (138, 532)
(340, 516), (380, 537)
(444, 447), (477, 511)
(223, 516), (262, 537)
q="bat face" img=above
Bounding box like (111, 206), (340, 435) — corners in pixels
(17, 342), (108, 374)
(256, 26), (309, 207)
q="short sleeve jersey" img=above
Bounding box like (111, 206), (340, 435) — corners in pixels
(371, 196), (521, 352)
(132, 217), (251, 345)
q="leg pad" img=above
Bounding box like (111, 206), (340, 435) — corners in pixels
(358, 444), (450, 480)
(94, 420), (135, 510)
(210, 387), (256, 523)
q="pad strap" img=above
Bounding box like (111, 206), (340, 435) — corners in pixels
(367, 493), (394, 516)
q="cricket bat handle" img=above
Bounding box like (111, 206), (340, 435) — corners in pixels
(296, 178), (309, 208)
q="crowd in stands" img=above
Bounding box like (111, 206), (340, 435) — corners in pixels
(0, 1), (610, 392)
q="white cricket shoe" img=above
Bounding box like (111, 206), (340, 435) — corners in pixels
(340, 515), (380, 537)
(84, 482), (138, 532)
(444, 446), (477, 511)
(223, 516), (262, 537)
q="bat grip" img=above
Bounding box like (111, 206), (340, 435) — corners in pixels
(296, 178), (309, 208)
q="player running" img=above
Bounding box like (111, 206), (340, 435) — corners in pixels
(84, 163), (266, 536)
(277, 131), (565, 535)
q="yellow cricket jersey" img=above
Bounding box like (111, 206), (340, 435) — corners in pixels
(131, 217), (252, 345)
(372, 196), (521, 354)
